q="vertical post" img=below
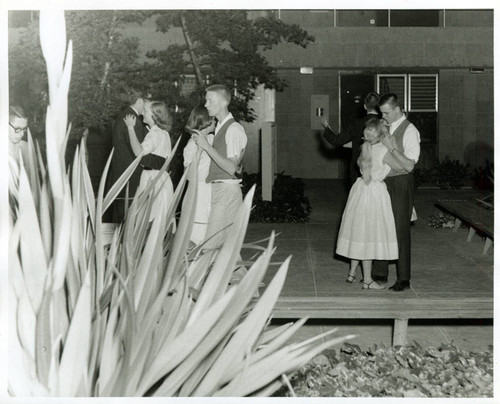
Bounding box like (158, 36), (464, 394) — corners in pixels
(393, 318), (408, 346)
(261, 122), (276, 201)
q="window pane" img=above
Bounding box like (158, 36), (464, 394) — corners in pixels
(409, 75), (438, 111)
(390, 10), (439, 27)
(337, 10), (388, 27)
(444, 9), (493, 27)
(378, 75), (406, 109)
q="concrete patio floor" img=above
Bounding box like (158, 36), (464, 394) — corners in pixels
(244, 179), (494, 352)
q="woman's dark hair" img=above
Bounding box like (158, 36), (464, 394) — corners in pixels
(185, 104), (213, 132)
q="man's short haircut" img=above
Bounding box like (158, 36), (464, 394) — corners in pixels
(364, 92), (380, 110)
(379, 93), (401, 109)
(9, 105), (27, 121)
(206, 84), (231, 104)
(126, 88), (144, 105)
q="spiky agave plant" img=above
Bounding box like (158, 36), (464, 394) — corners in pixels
(8, 10), (353, 397)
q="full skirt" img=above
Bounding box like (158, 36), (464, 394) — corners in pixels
(336, 178), (398, 260)
(137, 170), (174, 224)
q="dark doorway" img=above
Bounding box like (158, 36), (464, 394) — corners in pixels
(339, 74), (376, 179)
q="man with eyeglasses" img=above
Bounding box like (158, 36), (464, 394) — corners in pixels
(9, 105), (29, 162)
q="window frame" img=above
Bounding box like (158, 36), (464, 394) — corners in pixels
(377, 73), (439, 112)
(376, 74), (408, 110)
(408, 74), (439, 112)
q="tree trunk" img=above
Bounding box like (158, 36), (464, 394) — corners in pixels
(179, 12), (204, 86)
(100, 12), (118, 91)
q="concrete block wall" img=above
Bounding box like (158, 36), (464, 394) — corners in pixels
(266, 16), (493, 178)
(274, 69), (344, 179)
(439, 68), (494, 167)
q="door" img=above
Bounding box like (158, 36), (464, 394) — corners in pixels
(339, 74), (376, 178)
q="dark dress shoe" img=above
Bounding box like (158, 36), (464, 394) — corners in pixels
(372, 274), (388, 283)
(389, 280), (410, 291)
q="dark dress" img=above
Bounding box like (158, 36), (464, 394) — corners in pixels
(109, 106), (166, 223)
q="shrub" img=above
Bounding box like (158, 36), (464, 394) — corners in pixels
(471, 161), (494, 190)
(241, 172), (312, 223)
(415, 157), (470, 189)
(433, 157), (469, 190)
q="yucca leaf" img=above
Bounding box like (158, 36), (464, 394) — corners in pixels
(98, 290), (122, 392)
(58, 270), (92, 396)
(185, 249), (215, 292)
(35, 287), (52, 388)
(133, 207), (163, 310)
(161, 167), (192, 290)
(254, 317), (310, 361)
(154, 245), (268, 397)
(107, 271), (137, 396)
(258, 322), (295, 347)
(51, 186), (73, 291)
(187, 185), (255, 326)
(79, 142), (96, 232)
(38, 180), (53, 262)
(153, 276), (191, 353)
(136, 287), (237, 396)
(17, 164), (48, 312)
(10, 224), (37, 362)
(216, 334), (355, 397)
(51, 287), (69, 347)
(101, 150), (142, 215)
(35, 140), (47, 179)
(25, 131), (41, 209)
(177, 332), (232, 397)
(39, 10), (66, 108)
(9, 280), (47, 396)
(194, 244), (286, 396)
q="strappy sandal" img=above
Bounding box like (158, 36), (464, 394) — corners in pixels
(345, 274), (356, 283)
(362, 280), (385, 290)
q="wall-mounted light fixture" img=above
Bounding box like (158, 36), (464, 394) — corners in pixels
(300, 67), (314, 75)
(469, 67), (484, 74)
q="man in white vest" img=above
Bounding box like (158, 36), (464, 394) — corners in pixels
(192, 84), (247, 250)
(372, 93), (421, 291)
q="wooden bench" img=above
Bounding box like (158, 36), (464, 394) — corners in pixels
(436, 199), (494, 255)
(273, 296), (493, 346)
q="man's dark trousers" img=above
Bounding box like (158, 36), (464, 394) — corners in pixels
(372, 173), (415, 281)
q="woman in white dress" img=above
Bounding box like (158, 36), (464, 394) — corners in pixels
(182, 105), (216, 245)
(123, 100), (174, 224)
(336, 117), (405, 290)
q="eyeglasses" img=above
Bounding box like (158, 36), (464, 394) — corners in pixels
(9, 123), (28, 134)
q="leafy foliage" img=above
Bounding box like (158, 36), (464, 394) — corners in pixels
(241, 172), (312, 223)
(414, 157), (470, 189)
(9, 10), (152, 138)
(278, 343), (493, 397)
(147, 10), (314, 123)
(427, 212), (456, 229)
(471, 161), (494, 190)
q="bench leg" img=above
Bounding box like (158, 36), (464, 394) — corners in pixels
(453, 218), (462, 232)
(467, 227), (476, 242)
(393, 319), (408, 346)
(483, 238), (492, 255)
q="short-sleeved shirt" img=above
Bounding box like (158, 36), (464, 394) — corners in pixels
(215, 113), (247, 161)
(390, 115), (420, 163)
(141, 125), (171, 159)
(213, 113), (247, 184)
